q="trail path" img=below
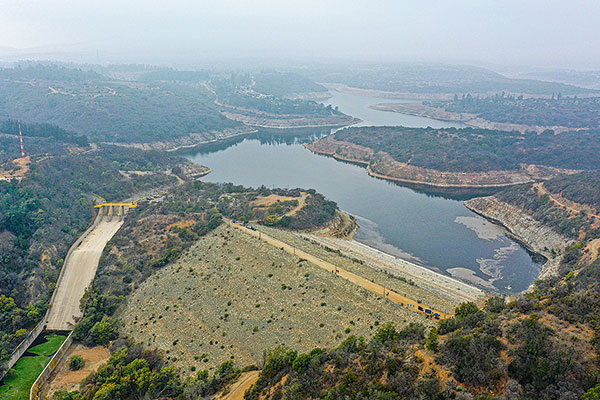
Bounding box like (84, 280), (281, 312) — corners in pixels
(285, 192), (308, 216)
(534, 182), (600, 220)
(217, 370), (261, 400)
(587, 238), (600, 261)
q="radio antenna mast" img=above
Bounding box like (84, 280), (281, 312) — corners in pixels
(17, 119), (25, 158)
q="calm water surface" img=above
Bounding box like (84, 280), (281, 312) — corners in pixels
(186, 90), (540, 293)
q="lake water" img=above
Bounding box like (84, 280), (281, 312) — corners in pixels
(186, 90), (540, 294)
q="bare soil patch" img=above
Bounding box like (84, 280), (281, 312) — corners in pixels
(251, 194), (301, 207)
(168, 219), (197, 231)
(42, 344), (110, 398)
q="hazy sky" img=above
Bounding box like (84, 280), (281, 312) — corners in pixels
(1, 0), (599, 68)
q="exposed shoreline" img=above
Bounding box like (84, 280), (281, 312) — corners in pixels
(463, 196), (573, 286)
(304, 142), (552, 194)
(322, 83), (457, 101)
(102, 127), (259, 152)
(370, 102), (574, 134)
(303, 232), (487, 305)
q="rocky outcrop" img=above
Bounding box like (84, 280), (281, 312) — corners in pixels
(465, 196), (573, 280)
(310, 210), (359, 239)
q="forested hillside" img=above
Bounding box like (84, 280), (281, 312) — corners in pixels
(0, 66), (239, 143)
(0, 64), (349, 144)
(331, 126), (600, 172)
(302, 63), (597, 95)
(0, 122), (185, 366)
(430, 94), (600, 128)
(210, 75), (340, 117)
(252, 71), (328, 97)
(495, 171), (600, 239)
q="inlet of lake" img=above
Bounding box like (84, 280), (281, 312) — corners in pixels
(186, 90), (540, 294)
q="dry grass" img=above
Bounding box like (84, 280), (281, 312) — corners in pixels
(250, 194), (301, 207)
(119, 224), (430, 373)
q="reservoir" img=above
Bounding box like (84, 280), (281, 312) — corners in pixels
(186, 90), (540, 294)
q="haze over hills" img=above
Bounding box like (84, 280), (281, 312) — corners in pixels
(1, 1), (600, 399)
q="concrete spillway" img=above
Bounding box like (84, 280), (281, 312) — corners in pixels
(45, 218), (124, 331)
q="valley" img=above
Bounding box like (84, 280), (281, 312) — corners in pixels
(2, 61), (600, 400)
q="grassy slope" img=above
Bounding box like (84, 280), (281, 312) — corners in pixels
(119, 225), (429, 373)
(0, 334), (66, 400)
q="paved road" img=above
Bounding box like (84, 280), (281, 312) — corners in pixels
(46, 218), (124, 331)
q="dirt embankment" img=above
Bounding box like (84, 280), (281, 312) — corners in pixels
(305, 135), (576, 189)
(0, 156), (30, 181)
(257, 225), (485, 307)
(42, 344), (110, 399)
(309, 210), (358, 239)
(119, 224), (429, 373)
(371, 102), (574, 134)
(216, 370), (261, 400)
(464, 196), (573, 280)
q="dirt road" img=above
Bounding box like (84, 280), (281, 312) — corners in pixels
(534, 182), (600, 221)
(228, 221), (453, 319)
(217, 370), (261, 400)
(46, 219), (124, 330)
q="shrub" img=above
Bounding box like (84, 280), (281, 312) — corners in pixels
(69, 354), (85, 371)
(441, 332), (502, 385)
(89, 316), (117, 345)
(398, 323), (426, 342)
(53, 390), (81, 400)
(426, 329), (439, 352)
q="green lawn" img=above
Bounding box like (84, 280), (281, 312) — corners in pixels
(28, 335), (66, 357)
(0, 334), (66, 400)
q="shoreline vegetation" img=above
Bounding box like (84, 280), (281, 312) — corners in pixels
(304, 135), (578, 191)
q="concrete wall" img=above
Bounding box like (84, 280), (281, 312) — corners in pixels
(0, 210), (100, 383)
(30, 332), (73, 400)
(0, 318), (46, 381)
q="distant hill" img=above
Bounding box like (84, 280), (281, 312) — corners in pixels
(252, 71), (327, 97)
(302, 63), (598, 95)
(516, 69), (600, 90)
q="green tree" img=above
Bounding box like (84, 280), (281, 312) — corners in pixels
(89, 316), (117, 345)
